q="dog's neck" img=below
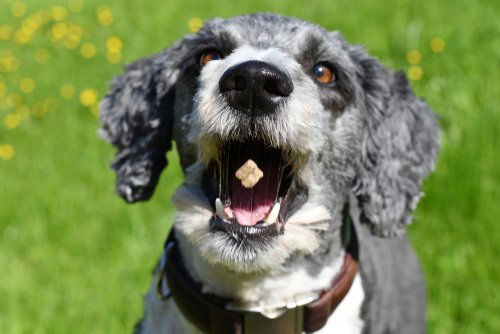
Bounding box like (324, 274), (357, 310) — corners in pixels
(175, 223), (346, 307)
(169, 178), (348, 306)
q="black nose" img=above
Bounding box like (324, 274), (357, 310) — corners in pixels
(219, 60), (293, 116)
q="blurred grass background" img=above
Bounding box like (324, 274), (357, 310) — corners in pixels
(0, 0), (499, 333)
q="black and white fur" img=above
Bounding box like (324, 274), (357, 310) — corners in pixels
(100, 13), (440, 334)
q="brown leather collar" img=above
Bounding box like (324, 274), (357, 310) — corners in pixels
(158, 212), (359, 334)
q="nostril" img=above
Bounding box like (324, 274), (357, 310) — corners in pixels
(234, 77), (246, 91)
(263, 77), (293, 97)
(263, 80), (279, 95)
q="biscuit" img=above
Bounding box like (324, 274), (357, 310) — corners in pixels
(235, 159), (264, 188)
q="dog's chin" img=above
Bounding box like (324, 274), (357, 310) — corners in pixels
(173, 192), (324, 273)
(172, 139), (330, 274)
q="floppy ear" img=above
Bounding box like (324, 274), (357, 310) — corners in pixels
(350, 46), (441, 237)
(99, 48), (180, 203)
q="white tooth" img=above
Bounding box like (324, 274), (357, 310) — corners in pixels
(264, 203), (280, 225)
(215, 198), (226, 219)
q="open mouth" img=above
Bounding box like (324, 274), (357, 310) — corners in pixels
(201, 140), (307, 238)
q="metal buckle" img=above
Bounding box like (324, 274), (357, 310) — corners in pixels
(225, 292), (317, 334)
(156, 241), (175, 300)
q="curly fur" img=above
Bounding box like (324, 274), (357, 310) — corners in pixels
(350, 47), (441, 236)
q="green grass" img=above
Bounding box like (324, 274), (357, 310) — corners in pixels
(0, 0), (499, 333)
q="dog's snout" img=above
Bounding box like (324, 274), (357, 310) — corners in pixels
(219, 60), (293, 116)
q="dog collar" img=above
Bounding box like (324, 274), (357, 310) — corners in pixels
(156, 208), (359, 334)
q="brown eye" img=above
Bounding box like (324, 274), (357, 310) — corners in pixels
(201, 51), (221, 66)
(313, 63), (335, 83)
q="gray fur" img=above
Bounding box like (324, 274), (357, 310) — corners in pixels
(350, 195), (427, 334)
(99, 49), (180, 202)
(100, 13), (440, 334)
(349, 47), (440, 237)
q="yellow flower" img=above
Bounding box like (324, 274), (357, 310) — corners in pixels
(61, 84), (75, 99)
(81, 43), (97, 58)
(34, 49), (50, 64)
(188, 18), (203, 33)
(406, 50), (422, 65)
(51, 23), (68, 40)
(20, 78), (35, 93)
(0, 25), (14, 40)
(67, 25), (83, 41)
(408, 66), (423, 81)
(107, 51), (122, 64)
(11, 2), (27, 18)
(80, 89), (99, 106)
(51, 6), (68, 21)
(90, 102), (99, 116)
(45, 98), (57, 112)
(430, 38), (445, 52)
(68, 0), (84, 13)
(16, 105), (30, 119)
(14, 29), (31, 44)
(97, 6), (114, 27)
(31, 13), (44, 26)
(0, 144), (15, 160)
(0, 51), (20, 72)
(106, 36), (123, 53)
(23, 18), (38, 31)
(4, 113), (21, 129)
(32, 102), (47, 117)
(7, 93), (22, 107)
(20, 26), (33, 37)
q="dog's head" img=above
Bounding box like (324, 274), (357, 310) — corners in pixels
(100, 14), (440, 274)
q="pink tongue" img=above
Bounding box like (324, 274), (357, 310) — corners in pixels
(232, 179), (277, 225)
(231, 161), (280, 226)
(233, 205), (272, 226)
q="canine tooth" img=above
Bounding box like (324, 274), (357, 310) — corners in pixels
(215, 198), (226, 219)
(224, 207), (234, 219)
(264, 203), (280, 225)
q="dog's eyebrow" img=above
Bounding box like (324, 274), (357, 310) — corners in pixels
(294, 32), (337, 65)
(182, 29), (238, 64)
(216, 30), (239, 55)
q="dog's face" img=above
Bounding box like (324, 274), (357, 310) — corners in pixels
(100, 14), (440, 274)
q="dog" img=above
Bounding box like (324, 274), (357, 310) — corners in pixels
(99, 13), (440, 334)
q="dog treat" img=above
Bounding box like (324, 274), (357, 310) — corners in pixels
(235, 159), (263, 188)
